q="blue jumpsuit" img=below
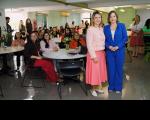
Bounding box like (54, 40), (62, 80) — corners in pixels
(104, 23), (128, 91)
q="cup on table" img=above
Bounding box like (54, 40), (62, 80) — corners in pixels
(65, 44), (69, 50)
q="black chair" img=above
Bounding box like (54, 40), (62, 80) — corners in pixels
(21, 59), (46, 88)
(56, 59), (88, 99)
(0, 83), (4, 97)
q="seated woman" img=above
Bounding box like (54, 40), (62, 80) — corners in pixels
(11, 32), (25, 71)
(51, 27), (60, 38)
(40, 32), (59, 52)
(69, 32), (86, 49)
(24, 32), (58, 83)
(59, 28), (72, 48)
(38, 29), (44, 42)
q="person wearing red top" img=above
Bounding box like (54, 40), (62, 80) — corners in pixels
(69, 32), (86, 49)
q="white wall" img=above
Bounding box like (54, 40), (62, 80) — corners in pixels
(5, 9), (28, 32)
(0, 8), (6, 34)
(136, 9), (150, 27)
(81, 12), (91, 23)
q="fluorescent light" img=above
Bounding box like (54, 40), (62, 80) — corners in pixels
(119, 8), (125, 12)
(114, 6), (118, 9)
(66, 0), (93, 3)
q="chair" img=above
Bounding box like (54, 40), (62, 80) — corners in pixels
(144, 40), (150, 62)
(0, 83), (4, 97)
(21, 59), (46, 88)
(56, 59), (88, 99)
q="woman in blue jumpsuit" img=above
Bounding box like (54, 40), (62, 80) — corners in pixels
(104, 11), (128, 93)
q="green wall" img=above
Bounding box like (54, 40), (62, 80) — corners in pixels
(28, 12), (36, 22)
(28, 7), (136, 29)
(102, 12), (108, 25)
(47, 11), (81, 27)
(28, 11), (81, 27)
(116, 7), (136, 29)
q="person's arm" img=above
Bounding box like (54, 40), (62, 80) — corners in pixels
(51, 41), (59, 51)
(117, 24), (128, 49)
(31, 55), (42, 59)
(86, 28), (97, 60)
(11, 40), (16, 47)
(104, 26), (112, 50)
(79, 38), (86, 46)
(20, 39), (25, 46)
(24, 44), (42, 61)
(40, 41), (53, 52)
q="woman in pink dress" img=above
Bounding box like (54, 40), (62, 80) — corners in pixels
(86, 11), (107, 97)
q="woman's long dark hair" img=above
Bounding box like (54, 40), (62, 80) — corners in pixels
(26, 18), (33, 34)
(14, 32), (22, 39)
(107, 10), (119, 24)
(64, 28), (72, 38)
(145, 19), (150, 29)
(43, 32), (50, 48)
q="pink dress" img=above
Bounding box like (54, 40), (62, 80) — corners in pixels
(86, 26), (107, 85)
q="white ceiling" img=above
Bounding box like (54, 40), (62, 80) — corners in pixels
(0, 0), (59, 8)
(1, 0), (150, 12)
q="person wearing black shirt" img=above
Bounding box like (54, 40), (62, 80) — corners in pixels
(6, 17), (13, 46)
(24, 32), (58, 83)
(26, 18), (33, 42)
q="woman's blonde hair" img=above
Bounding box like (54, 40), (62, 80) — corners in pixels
(91, 11), (103, 27)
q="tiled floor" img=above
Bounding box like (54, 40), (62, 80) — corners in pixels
(0, 54), (150, 100)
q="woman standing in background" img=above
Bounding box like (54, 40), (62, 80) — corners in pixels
(130, 15), (144, 57)
(19, 20), (26, 34)
(86, 11), (107, 97)
(19, 20), (26, 40)
(26, 18), (33, 42)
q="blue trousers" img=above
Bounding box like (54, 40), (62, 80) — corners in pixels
(106, 49), (125, 91)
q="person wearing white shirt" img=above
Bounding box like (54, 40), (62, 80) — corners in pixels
(40, 32), (59, 53)
(130, 15), (144, 57)
(70, 21), (75, 29)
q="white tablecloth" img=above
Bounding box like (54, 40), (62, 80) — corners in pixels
(43, 49), (86, 60)
(0, 46), (24, 55)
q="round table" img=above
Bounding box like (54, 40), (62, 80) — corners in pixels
(43, 49), (86, 60)
(43, 49), (86, 72)
(0, 46), (24, 76)
(0, 46), (24, 55)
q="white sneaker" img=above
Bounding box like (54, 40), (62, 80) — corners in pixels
(90, 90), (97, 97)
(95, 89), (104, 94)
(116, 91), (121, 94)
